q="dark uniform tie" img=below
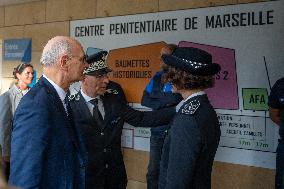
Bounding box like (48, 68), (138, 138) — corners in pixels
(90, 99), (104, 128)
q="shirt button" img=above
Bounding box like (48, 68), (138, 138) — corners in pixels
(105, 164), (109, 168)
(103, 148), (107, 152)
(101, 132), (104, 136)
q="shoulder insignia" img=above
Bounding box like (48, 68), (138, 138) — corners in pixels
(106, 88), (119, 95)
(181, 100), (200, 115)
(68, 93), (80, 101)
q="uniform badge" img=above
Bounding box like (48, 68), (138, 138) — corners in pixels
(181, 100), (200, 115)
(68, 93), (80, 101)
(106, 88), (118, 95)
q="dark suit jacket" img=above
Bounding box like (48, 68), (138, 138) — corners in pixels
(9, 77), (86, 189)
(70, 90), (175, 189)
(159, 94), (220, 189)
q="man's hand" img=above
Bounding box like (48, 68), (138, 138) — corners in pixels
(269, 107), (281, 126)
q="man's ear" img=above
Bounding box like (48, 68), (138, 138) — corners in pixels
(59, 54), (70, 70)
(80, 77), (87, 85)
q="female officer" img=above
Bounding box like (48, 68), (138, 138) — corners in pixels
(158, 47), (221, 189)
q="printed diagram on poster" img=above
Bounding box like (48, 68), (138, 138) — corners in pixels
(71, 0), (284, 169)
(179, 41), (238, 110)
(218, 114), (275, 152)
(121, 128), (134, 149)
(107, 42), (164, 102)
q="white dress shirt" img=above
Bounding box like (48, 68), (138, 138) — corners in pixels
(43, 74), (68, 113)
(80, 89), (105, 119)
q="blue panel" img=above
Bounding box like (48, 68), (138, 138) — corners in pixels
(4, 39), (32, 62)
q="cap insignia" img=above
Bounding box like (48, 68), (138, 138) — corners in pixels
(181, 58), (208, 69)
(181, 100), (200, 115)
(83, 55), (107, 74)
(106, 88), (119, 95)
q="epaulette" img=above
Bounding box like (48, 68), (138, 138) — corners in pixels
(105, 88), (119, 95)
(68, 93), (80, 101)
(181, 100), (200, 115)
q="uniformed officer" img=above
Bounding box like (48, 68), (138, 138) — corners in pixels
(69, 50), (175, 189)
(141, 44), (182, 189)
(268, 77), (284, 189)
(158, 47), (221, 189)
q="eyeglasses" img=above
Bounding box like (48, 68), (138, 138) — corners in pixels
(81, 55), (88, 63)
(94, 73), (109, 79)
(70, 54), (87, 64)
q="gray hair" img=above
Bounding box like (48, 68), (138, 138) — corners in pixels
(40, 36), (72, 66)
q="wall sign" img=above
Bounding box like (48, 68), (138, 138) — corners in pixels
(4, 38), (32, 62)
(71, 1), (284, 169)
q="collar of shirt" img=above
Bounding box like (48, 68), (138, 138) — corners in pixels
(80, 89), (105, 118)
(176, 91), (206, 112)
(43, 74), (67, 103)
(80, 89), (100, 103)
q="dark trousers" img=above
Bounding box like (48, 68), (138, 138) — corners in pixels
(147, 134), (166, 189)
(3, 161), (10, 181)
(276, 140), (284, 189)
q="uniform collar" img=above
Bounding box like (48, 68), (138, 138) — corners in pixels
(183, 91), (205, 102)
(176, 91), (205, 112)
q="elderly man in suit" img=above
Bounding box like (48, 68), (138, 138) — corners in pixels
(70, 50), (175, 189)
(9, 36), (88, 189)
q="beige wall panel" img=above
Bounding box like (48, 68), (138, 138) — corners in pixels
(30, 51), (43, 78)
(46, 0), (69, 22)
(0, 7), (4, 27)
(127, 180), (147, 189)
(0, 0), (44, 7)
(69, 0), (96, 20)
(0, 77), (15, 94)
(237, 0), (270, 3)
(96, 0), (158, 17)
(4, 1), (45, 26)
(123, 149), (275, 189)
(123, 149), (149, 182)
(0, 28), (3, 39)
(2, 61), (22, 78)
(212, 161), (275, 189)
(46, 0), (96, 22)
(24, 21), (69, 52)
(159, 0), (237, 11)
(208, 0), (238, 6)
(0, 26), (24, 39)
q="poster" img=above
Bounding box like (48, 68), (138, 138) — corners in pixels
(71, 1), (284, 169)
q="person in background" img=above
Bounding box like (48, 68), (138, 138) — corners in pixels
(0, 63), (34, 181)
(141, 44), (182, 189)
(9, 36), (88, 189)
(70, 50), (175, 189)
(268, 77), (284, 189)
(158, 47), (221, 189)
(0, 163), (9, 189)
